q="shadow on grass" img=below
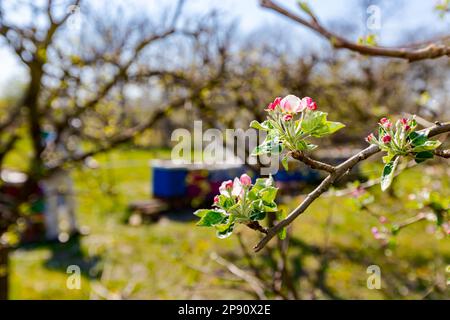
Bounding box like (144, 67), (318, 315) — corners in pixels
(217, 236), (449, 300)
(17, 235), (102, 279)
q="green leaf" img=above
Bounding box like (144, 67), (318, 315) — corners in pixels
(249, 210), (266, 221)
(301, 111), (327, 134)
(250, 120), (269, 131)
(295, 139), (308, 151)
(408, 132), (427, 146)
(251, 135), (282, 156)
(412, 140), (441, 152)
(263, 202), (278, 213)
(414, 151), (434, 163)
(252, 178), (269, 193)
(382, 151), (395, 164)
(381, 157), (400, 191)
(193, 209), (210, 218)
(325, 121), (345, 134)
(311, 121), (345, 137)
(281, 156), (289, 171)
(215, 215), (235, 239)
(217, 195), (234, 210)
(260, 186), (278, 203)
(270, 141), (283, 154)
(298, 1), (313, 15)
(195, 210), (227, 226)
(215, 224), (234, 239)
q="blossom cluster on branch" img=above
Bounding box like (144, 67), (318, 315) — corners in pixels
(250, 95), (344, 170)
(194, 174), (280, 239)
(194, 94), (449, 247)
(366, 116), (441, 190)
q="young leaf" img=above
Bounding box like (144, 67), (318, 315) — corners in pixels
(196, 210), (227, 227)
(325, 121), (345, 134)
(295, 139), (308, 151)
(311, 121), (345, 137)
(281, 156), (289, 171)
(380, 156), (400, 191)
(217, 195), (234, 210)
(412, 140), (441, 152)
(408, 132), (427, 146)
(249, 211), (266, 221)
(263, 202), (278, 213)
(414, 151), (434, 163)
(260, 186), (278, 203)
(215, 223), (234, 239)
(252, 178), (269, 193)
(301, 111), (327, 134)
(250, 120), (269, 131)
(382, 151), (395, 164)
(215, 215), (235, 239)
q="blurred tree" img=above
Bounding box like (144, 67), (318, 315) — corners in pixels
(0, 0), (232, 299)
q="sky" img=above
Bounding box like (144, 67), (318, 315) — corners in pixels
(0, 0), (449, 96)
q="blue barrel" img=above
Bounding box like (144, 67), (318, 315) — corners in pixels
(208, 166), (246, 183)
(151, 161), (188, 197)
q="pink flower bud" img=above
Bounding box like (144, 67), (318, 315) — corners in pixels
(239, 174), (252, 186)
(379, 118), (392, 128)
(266, 97), (282, 111)
(219, 179), (234, 195)
(282, 114), (293, 121)
(379, 216), (387, 224)
(371, 227), (378, 235)
(273, 97), (282, 106)
(382, 135), (391, 144)
(301, 97), (317, 110)
(365, 133), (375, 143)
(400, 118), (408, 125)
(213, 195), (219, 204)
(404, 125), (411, 131)
(266, 102), (276, 111)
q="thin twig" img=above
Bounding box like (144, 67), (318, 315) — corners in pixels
(290, 150), (335, 173)
(210, 252), (268, 300)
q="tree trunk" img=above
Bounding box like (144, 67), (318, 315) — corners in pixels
(0, 245), (8, 300)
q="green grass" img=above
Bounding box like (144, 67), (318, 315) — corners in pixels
(7, 148), (450, 299)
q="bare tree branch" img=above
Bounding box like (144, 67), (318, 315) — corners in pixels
(434, 149), (450, 158)
(260, 0), (450, 62)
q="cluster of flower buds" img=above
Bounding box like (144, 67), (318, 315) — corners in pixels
(194, 174), (278, 239)
(266, 95), (318, 121)
(366, 117), (417, 148)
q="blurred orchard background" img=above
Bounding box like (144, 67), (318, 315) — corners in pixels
(0, 0), (449, 299)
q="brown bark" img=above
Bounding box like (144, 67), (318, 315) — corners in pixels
(0, 246), (8, 300)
